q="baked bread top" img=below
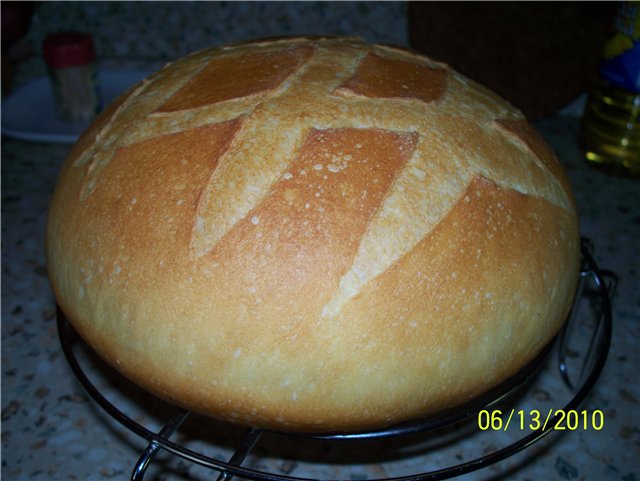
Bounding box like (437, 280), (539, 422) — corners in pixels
(46, 36), (580, 432)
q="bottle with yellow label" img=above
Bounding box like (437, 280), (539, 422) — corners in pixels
(582, 1), (640, 177)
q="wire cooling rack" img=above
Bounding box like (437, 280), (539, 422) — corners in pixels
(56, 238), (615, 481)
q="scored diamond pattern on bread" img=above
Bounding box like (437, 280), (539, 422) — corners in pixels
(47, 37), (580, 432)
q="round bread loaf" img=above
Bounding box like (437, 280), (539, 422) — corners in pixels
(46, 36), (580, 433)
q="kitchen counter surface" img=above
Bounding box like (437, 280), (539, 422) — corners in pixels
(2, 3), (639, 480)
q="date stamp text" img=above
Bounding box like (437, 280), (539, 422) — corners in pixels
(477, 409), (604, 431)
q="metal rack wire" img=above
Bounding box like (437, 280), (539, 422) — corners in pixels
(56, 238), (615, 481)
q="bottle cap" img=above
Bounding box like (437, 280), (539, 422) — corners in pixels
(43, 32), (96, 69)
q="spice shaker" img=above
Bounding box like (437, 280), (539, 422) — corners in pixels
(43, 32), (101, 124)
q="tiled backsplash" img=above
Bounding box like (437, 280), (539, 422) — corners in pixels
(10, 2), (408, 91)
(24, 2), (409, 60)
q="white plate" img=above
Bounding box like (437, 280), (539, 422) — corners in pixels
(1, 69), (152, 143)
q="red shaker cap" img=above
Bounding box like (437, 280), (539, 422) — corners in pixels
(43, 32), (96, 68)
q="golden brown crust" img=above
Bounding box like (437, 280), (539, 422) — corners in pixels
(157, 46), (314, 111)
(335, 52), (447, 102)
(46, 36), (580, 432)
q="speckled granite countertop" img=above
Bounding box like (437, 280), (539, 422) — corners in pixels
(2, 3), (639, 481)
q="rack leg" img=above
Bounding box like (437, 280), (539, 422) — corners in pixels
(131, 409), (191, 481)
(216, 428), (263, 481)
